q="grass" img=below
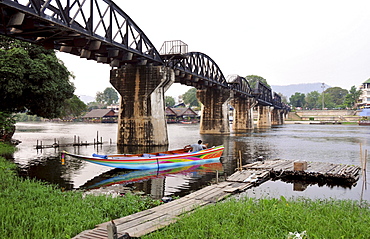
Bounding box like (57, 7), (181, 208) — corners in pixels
(143, 197), (370, 239)
(0, 141), (17, 155)
(0, 142), (162, 239)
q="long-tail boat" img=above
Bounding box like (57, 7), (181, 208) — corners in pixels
(62, 145), (224, 170)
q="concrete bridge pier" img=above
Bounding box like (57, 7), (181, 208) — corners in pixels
(256, 105), (273, 128)
(230, 97), (256, 130)
(110, 65), (174, 146)
(271, 108), (284, 125)
(197, 88), (230, 134)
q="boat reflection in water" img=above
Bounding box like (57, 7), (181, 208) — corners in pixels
(80, 159), (223, 199)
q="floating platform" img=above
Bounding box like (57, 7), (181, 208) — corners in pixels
(242, 159), (360, 184)
(73, 160), (361, 239)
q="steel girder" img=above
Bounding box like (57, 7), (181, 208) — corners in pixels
(0, 0), (163, 66)
(168, 52), (229, 89)
(226, 74), (252, 99)
(252, 81), (273, 106)
(272, 92), (282, 109)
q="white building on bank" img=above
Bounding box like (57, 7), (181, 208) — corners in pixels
(358, 79), (370, 109)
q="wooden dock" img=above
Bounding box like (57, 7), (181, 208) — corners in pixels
(73, 160), (361, 239)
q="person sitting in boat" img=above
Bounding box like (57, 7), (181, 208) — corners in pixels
(184, 140), (207, 152)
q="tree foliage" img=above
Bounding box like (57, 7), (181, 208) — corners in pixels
(165, 96), (175, 107)
(324, 87), (348, 107)
(60, 95), (87, 117)
(0, 112), (15, 141)
(344, 86), (362, 109)
(246, 75), (270, 89)
(289, 92), (306, 108)
(290, 86), (362, 110)
(183, 88), (199, 107)
(305, 91), (320, 109)
(0, 35), (75, 118)
(96, 87), (118, 105)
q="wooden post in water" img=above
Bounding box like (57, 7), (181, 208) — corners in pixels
(238, 151), (242, 171)
(107, 221), (117, 239)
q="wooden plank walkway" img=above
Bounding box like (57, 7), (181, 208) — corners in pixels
(73, 160), (360, 239)
(243, 159), (361, 183)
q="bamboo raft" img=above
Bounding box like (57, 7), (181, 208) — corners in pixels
(242, 159), (361, 183)
(73, 160), (361, 239)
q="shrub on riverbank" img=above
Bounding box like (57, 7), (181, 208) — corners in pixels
(143, 196), (370, 239)
(0, 143), (161, 239)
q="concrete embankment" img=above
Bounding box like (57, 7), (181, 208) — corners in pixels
(286, 110), (361, 123)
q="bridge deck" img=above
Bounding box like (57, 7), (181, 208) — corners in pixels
(72, 160), (360, 239)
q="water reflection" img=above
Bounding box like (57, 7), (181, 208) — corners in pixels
(80, 161), (223, 199)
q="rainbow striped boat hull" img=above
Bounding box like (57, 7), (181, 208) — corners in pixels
(63, 145), (224, 170)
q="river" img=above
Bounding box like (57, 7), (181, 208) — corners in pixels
(12, 122), (370, 201)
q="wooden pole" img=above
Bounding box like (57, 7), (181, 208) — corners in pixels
(107, 221), (117, 239)
(365, 149), (367, 190)
(240, 151), (242, 171)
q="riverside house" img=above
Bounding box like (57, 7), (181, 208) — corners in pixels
(165, 107), (199, 123)
(82, 109), (117, 123)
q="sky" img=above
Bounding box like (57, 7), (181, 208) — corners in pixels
(57, 0), (370, 99)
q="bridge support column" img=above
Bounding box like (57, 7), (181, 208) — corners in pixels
(197, 88), (230, 134)
(272, 108), (284, 125)
(257, 105), (272, 128)
(230, 97), (256, 130)
(110, 65), (174, 146)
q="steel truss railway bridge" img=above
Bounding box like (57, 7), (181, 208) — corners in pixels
(0, 0), (290, 146)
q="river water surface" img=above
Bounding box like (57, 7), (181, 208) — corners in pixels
(12, 122), (370, 201)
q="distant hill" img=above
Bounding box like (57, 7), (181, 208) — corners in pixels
(271, 83), (331, 98)
(78, 95), (95, 104)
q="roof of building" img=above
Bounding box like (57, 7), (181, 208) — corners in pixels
(82, 109), (115, 118)
(165, 107), (197, 116)
(364, 78), (370, 84)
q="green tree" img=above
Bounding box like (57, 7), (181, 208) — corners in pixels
(165, 96), (175, 107)
(324, 87), (348, 108)
(344, 86), (362, 109)
(318, 92), (335, 109)
(289, 92), (306, 108)
(246, 75), (270, 89)
(61, 95), (87, 118)
(96, 87), (118, 105)
(0, 112), (15, 141)
(183, 88), (199, 107)
(305, 91), (320, 109)
(87, 101), (106, 111)
(0, 35), (75, 118)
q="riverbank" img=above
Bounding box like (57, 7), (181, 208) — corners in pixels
(0, 142), (161, 238)
(2, 142), (370, 238)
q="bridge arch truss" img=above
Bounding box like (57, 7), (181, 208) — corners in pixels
(0, 0), (163, 66)
(166, 52), (229, 90)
